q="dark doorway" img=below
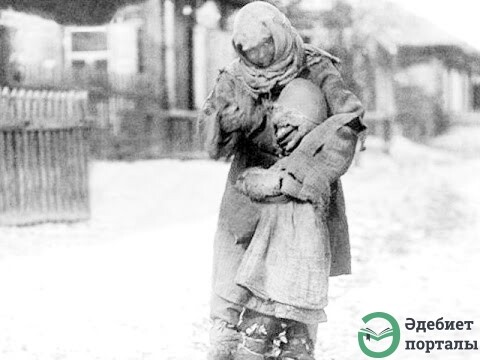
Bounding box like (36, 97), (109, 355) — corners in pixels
(473, 84), (480, 111)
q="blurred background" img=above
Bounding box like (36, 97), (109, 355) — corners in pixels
(0, 0), (479, 159)
(0, 0), (479, 359)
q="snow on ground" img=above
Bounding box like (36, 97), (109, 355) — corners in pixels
(428, 125), (480, 157)
(0, 127), (479, 360)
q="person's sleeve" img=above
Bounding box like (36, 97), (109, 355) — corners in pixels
(197, 70), (243, 160)
(317, 58), (365, 118)
(274, 58), (367, 204)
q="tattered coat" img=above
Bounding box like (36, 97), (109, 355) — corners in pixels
(200, 51), (365, 322)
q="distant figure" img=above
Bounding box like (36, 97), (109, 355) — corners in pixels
(199, 2), (366, 360)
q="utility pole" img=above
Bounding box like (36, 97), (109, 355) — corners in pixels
(158, 0), (169, 109)
(174, 0), (195, 110)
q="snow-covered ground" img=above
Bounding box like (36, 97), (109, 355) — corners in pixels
(0, 126), (479, 360)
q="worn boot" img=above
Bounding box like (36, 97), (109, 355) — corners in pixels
(235, 311), (283, 360)
(208, 319), (242, 360)
(278, 322), (315, 360)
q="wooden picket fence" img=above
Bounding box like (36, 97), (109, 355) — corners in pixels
(0, 88), (89, 128)
(89, 97), (205, 159)
(0, 87), (90, 226)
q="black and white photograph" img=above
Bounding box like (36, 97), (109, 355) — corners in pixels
(0, 0), (479, 359)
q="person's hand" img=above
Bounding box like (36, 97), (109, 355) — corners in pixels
(211, 76), (248, 133)
(272, 107), (318, 153)
(213, 74), (262, 134)
(217, 103), (245, 133)
(276, 122), (316, 153)
(235, 167), (282, 201)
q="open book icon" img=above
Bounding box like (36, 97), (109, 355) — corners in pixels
(359, 327), (393, 341)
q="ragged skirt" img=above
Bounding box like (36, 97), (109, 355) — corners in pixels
(234, 200), (332, 324)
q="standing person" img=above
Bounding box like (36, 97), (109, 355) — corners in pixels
(199, 2), (366, 360)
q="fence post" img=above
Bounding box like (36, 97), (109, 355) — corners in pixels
(67, 91), (76, 126)
(31, 90), (41, 128)
(46, 91), (55, 126)
(17, 89), (27, 127)
(25, 90), (34, 126)
(0, 87), (9, 126)
(9, 89), (17, 126)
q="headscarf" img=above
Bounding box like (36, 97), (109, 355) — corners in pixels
(232, 1), (305, 96)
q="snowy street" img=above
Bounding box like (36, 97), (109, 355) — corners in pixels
(0, 127), (479, 360)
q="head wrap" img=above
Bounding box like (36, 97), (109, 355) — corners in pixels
(232, 1), (305, 96)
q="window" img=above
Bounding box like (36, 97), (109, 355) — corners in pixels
(72, 32), (107, 52)
(72, 60), (86, 70)
(94, 59), (108, 72)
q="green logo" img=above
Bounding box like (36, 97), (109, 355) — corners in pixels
(358, 312), (401, 358)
